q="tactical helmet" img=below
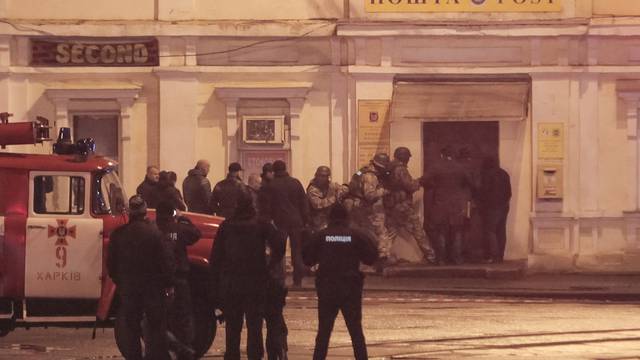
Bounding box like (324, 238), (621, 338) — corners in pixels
(394, 147), (412, 162)
(315, 166), (331, 177)
(372, 153), (391, 168)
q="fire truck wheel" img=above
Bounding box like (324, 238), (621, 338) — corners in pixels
(191, 297), (216, 358)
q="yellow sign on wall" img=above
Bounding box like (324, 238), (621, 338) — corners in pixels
(358, 100), (391, 167)
(538, 123), (564, 159)
(366, 0), (562, 13)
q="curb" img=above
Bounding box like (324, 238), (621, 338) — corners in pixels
(287, 285), (640, 301)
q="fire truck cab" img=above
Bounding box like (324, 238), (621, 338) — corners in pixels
(0, 113), (221, 357)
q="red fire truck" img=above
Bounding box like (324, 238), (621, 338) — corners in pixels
(0, 113), (221, 357)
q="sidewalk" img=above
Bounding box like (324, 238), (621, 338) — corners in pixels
(289, 262), (640, 301)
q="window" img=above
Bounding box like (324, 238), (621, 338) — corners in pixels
(94, 171), (127, 216)
(33, 176), (85, 215)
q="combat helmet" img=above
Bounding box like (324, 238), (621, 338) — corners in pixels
(393, 147), (412, 163)
(372, 153), (390, 169)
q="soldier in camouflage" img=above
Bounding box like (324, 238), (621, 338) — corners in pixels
(307, 166), (349, 232)
(385, 147), (436, 264)
(344, 153), (394, 264)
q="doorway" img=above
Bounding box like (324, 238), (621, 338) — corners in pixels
(73, 114), (119, 162)
(422, 121), (499, 261)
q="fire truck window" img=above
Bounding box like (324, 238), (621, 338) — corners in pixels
(33, 176), (85, 215)
(95, 171), (127, 216)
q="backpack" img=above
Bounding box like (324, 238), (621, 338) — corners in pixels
(348, 166), (374, 199)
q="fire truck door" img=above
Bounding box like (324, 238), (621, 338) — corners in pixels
(25, 172), (102, 299)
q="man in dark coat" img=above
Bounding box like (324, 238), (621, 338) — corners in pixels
(209, 194), (285, 360)
(136, 166), (160, 208)
(263, 160), (310, 287)
(210, 162), (248, 218)
(303, 203), (378, 360)
(107, 195), (174, 360)
(157, 171), (187, 212)
(423, 146), (473, 265)
(478, 157), (512, 263)
(182, 160), (212, 214)
(156, 201), (201, 360)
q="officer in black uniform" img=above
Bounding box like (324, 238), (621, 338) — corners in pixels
(303, 203), (379, 360)
(156, 201), (202, 360)
(209, 193), (285, 360)
(107, 195), (174, 360)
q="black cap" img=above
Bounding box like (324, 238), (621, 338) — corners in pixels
(273, 160), (287, 172)
(229, 162), (243, 172)
(128, 195), (147, 216)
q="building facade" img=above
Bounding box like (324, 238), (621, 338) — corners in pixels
(2, 0), (640, 272)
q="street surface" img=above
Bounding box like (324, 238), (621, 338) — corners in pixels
(1, 291), (639, 359)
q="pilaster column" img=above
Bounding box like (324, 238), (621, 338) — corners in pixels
(157, 72), (199, 186)
(288, 97), (305, 177)
(117, 97), (135, 193)
(330, 72), (347, 183)
(619, 92), (640, 212)
(224, 99), (239, 165)
(52, 99), (69, 135)
(578, 74), (600, 214)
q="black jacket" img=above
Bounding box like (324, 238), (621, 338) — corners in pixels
(107, 218), (174, 292)
(479, 167), (512, 209)
(157, 216), (201, 280)
(182, 168), (212, 214)
(302, 222), (378, 281)
(157, 185), (187, 212)
(136, 179), (159, 209)
(209, 212), (285, 300)
(210, 174), (247, 218)
(263, 171), (309, 229)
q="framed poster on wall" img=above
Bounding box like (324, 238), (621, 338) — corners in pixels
(242, 115), (285, 144)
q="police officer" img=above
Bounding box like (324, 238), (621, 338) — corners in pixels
(303, 203), (379, 360)
(422, 146), (473, 265)
(307, 166), (349, 232)
(385, 147), (436, 263)
(107, 195), (174, 360)
(209, 194), (285, 360)
(345, 153), (393, 265)
(156, 201), (202, 360)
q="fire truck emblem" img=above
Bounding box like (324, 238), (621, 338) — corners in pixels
(47, 219), (75, 268)
(48, 219), (76, 246)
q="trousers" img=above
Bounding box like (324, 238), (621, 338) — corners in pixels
(115, 288), (170, 360)
(313, 277), (368, 360)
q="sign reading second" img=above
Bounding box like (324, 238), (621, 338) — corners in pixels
(31, 38), (159, 67)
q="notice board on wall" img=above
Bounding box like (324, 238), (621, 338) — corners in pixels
(537, 122), (564, 160)
(358, 100), (391, 167)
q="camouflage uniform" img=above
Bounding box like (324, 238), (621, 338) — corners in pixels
(307, 181), (349, 232)
(385, 160), (436, 263)
(346, 165), (393, 259)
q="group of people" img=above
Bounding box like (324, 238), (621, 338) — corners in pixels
(117, 146), (511, 359)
